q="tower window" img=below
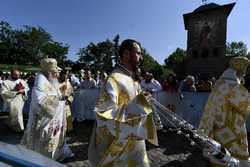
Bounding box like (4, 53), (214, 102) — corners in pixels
(213, 48), (219, 57)
(202, 49), (209, 58)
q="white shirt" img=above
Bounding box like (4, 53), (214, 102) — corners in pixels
(140, 79), (162, 96)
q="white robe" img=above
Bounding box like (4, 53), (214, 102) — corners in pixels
(0, 78), (29, 132)
(21, 73), (72, 160)
(140, 79), (162, 97)
(140, 79), (163, 130)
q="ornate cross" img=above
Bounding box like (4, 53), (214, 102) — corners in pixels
(202, 0), (209, 5)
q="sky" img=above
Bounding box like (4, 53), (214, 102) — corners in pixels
(0, 0), (249, 64)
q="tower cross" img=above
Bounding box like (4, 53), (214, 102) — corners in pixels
(202, 0), (209, 5)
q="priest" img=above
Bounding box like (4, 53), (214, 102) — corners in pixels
(21, 58), (73, 160)
(88, 39), (158, 167)
(0, 69), (29, 132)
(199, 56), (250, 166)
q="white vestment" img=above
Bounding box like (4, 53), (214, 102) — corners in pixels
(0, 78), (29, 132)
(140, 79), (163, 129)
(21, 73), (72, 160)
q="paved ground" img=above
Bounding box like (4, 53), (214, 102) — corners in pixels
(0, 115), (212, 167)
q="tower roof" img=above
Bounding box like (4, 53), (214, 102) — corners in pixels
(183, 2), (236, 29)
(193, 3), (220, 13)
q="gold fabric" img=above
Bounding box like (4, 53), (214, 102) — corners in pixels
(88, 67), (158, 167)
(59, 80), (74, 132)
(229, 56), (249, 74)
(199, 69), (250, 161)
(40, 58), (58, 72)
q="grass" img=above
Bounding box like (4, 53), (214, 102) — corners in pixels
(0, 64), (40, 72)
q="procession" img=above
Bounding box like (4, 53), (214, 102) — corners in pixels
(0, 0), (250, 167)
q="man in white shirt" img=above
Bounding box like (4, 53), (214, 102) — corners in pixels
(141, 72), (162, 97)
(80, 70), (97, 89)
(141, 72), (163, 130)
(0, 69), (29, 132)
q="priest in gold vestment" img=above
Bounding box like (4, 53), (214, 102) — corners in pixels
(88, 39), (158, 167)
(199, 56), (250, 167)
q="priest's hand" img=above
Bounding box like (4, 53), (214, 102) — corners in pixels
(17, 89), (25, 95)
(60, 84), (67, 92)
(64, 96), (71, 105)
(142, 91), (152, 102)
(128, 133), (143, 140)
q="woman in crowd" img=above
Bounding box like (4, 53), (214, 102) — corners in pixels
(162, 74), (179, 93)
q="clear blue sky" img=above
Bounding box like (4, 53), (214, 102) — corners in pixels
(0, 0), (249, 64)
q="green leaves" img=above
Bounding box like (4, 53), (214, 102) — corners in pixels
(226, 41), (248, 57)
(164, 48), (186, 77)
(140, 48), (164, 79)
(0, 21), (69, 67)
(77, 36), (119, 73)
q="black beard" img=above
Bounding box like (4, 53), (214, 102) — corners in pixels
(132, 65), (141, 81)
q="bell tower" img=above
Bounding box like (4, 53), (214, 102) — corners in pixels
(183, 2), (235, 78)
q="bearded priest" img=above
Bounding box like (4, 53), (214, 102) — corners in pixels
(21, 58), (73, 160)
(88, 39), (158, 167)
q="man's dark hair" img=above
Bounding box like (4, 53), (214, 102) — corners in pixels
(119, 39), (141, 58)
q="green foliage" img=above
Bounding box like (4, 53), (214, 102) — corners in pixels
(140, 48), (165, 79)
(77, 37), (167, 79)
(226, 41), (248, 57)
(164, 48), (186, 77)
(247, 52), (250, 58)
(0, 64), (40, 72)
(41, 42), (69, 66)
(0, 20), (69, 67)
(78, 36), (119, 73)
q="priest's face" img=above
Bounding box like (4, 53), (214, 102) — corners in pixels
(84, 72), (91, 80)
(46, 71), (58, 81)
(11, 70), (20, 80)
(129, 43), (142, 68)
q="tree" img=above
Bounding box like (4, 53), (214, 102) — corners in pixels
(22, 26), (52, 63)
(164, 48), (186, 77)
(0, 21), (14, 64)
(226, 41), (248, 57)
(140, 49), (165, 79)
(78, 37), (118, 73)
(247, 52), (250, 58)
(41, 41), (69, 66)
(0, 21), (13, 41)
(0, 21), (69, 66)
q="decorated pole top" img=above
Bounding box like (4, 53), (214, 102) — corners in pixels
(202, 0), (209, 5)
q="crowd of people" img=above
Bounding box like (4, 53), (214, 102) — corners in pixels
(0, 39), (250, 167)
